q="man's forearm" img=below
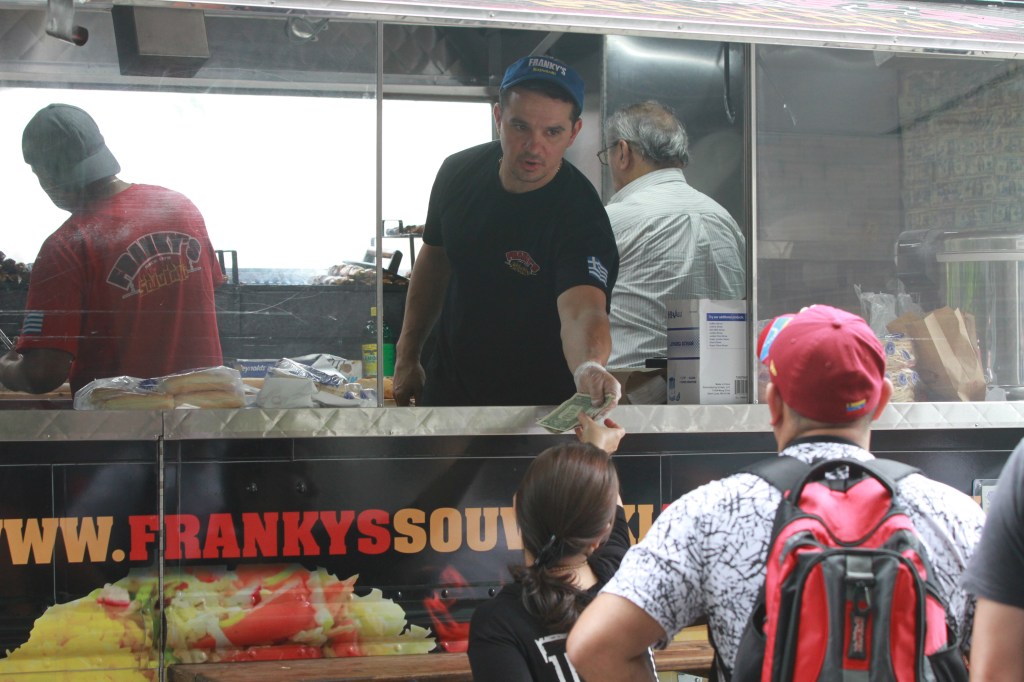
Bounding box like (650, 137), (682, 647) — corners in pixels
(395, 288), (440, 362)
(969, 598), (1024, 682)
(562, 313), (610, 372)
(574, 653), (657, 682)
(566, 594), (664, 682)
(557, 286), (611, 372)
(395, 244), (449, 362)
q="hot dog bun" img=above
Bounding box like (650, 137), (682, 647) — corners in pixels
(159, 366), (243, 396)
(357, 377), (393, 399)
(173, 390), (246, 409)
(94, 391), (176, 411)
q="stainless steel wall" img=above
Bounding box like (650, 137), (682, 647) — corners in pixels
(602, 35), (746, 225)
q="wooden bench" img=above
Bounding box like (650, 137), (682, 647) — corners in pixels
(169, 638), (714, 681)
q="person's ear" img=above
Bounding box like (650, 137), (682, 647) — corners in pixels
(766, 382), (783, 427)
(614, 139), (632, 169)
(871, 378), (893, 421)
(493, 101), (503, 129)
(567, 118), (583, 146)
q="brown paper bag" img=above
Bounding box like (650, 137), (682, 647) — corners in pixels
(887, 307), (985, 402)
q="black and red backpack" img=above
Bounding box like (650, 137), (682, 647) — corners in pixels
(724, 456), (968, 682)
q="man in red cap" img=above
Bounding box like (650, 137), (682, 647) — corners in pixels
(567, 304), (985, 681)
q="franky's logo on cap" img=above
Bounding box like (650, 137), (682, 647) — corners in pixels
(500, 54), (585, 112)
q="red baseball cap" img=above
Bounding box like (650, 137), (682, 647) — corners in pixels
(757, 305), (885, 423)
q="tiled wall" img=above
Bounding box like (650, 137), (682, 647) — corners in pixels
(899, 62), (1024, 233)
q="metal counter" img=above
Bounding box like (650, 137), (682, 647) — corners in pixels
(2, 402), (1023, 441)
(0, 401), (1019, 681)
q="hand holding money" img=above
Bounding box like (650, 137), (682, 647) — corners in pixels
(573, 361), (621, 409)
(575, 413), (625, 454)
(538, 392), (615, 433)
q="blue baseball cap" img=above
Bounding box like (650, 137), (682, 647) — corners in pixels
(500, 55), (584, 112)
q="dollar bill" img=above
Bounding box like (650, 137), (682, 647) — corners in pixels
(537, 392), (614, 433)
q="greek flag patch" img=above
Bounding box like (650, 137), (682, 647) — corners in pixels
(21, 311), (44, 335)
(587, 256), (609, 286)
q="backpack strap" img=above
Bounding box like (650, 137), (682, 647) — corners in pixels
(742, 456), (920, 496)
(740, 456), (812, 495)
(863, 458), (920, 483)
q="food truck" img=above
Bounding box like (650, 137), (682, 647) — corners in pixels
(0, 0), (1023, 679)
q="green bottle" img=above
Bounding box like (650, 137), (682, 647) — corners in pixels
(362, 306), (396, 377)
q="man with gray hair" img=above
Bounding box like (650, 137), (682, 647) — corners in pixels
(600, 100), (745, 368)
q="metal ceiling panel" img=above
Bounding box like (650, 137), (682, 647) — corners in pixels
(33, 0), (1023, 58)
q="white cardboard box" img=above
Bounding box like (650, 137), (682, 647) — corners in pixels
(667, 299), (749, 405)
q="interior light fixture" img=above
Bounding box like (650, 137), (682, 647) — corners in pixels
(286, 16), (329, 43)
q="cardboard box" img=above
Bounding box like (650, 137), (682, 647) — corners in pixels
(232, 359), (279, 378)
(667, 299), (749, 405)
(609, 368), (667, 405)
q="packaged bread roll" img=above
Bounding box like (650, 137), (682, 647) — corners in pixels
(358, 376), (393, 399)
(173, 390), (246, 409)
(883, 333), (915, 371)
(159, 366), (244, 396)
(97, 391), (176, 410)
(887, 367), (920, 403)
(73, 376), (174, 410)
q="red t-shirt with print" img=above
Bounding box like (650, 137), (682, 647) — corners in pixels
(17, 184), (225, 393)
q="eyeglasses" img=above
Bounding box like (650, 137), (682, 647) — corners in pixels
(597, 142), (619, 166)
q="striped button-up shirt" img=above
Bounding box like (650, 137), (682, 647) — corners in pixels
(606, 168), (745, 368)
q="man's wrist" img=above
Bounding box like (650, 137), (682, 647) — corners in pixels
(573, 360), (605, 383)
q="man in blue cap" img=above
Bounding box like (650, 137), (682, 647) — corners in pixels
(394, 55), (622, 409)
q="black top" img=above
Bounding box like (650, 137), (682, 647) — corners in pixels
(421, 141), (618, 407)
(468, 506), (630, 681)
(963, 438), (1024, 609)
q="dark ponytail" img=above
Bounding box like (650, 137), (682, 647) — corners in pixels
(510, 442), (619, 634)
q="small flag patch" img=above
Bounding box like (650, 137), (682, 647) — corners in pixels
(587, 256), (609, 286)
(21, 311), (44, 335)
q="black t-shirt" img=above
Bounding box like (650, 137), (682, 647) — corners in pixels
(963, 439), (1024, 608)
(421, 141), (618, 407)
(468, 507), (630, 681)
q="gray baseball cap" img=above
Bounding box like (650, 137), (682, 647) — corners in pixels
(22, 104), (120, 190)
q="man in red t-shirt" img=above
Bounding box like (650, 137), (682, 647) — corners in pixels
(0, 104), (225, 395)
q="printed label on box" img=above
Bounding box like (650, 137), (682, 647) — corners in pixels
(667, 300), (748, 405)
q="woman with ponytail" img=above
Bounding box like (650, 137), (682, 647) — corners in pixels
(468, 413), (628, 681)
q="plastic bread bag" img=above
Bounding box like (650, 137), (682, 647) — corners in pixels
(855, 284), (897, 337)
(73, 375), (175, 410)
(267, 358), (369, 407)
(156, 366), (246, 409)
(289, 353), (362, 383)
(312, 382), (374, 408)
(887, 367), (920, 403)
(256, 374), (317, 409)
(882, 333), (915, 370)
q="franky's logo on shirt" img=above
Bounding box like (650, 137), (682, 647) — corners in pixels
(505, 250), (540, 276)
(107, 231), (204, 296)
